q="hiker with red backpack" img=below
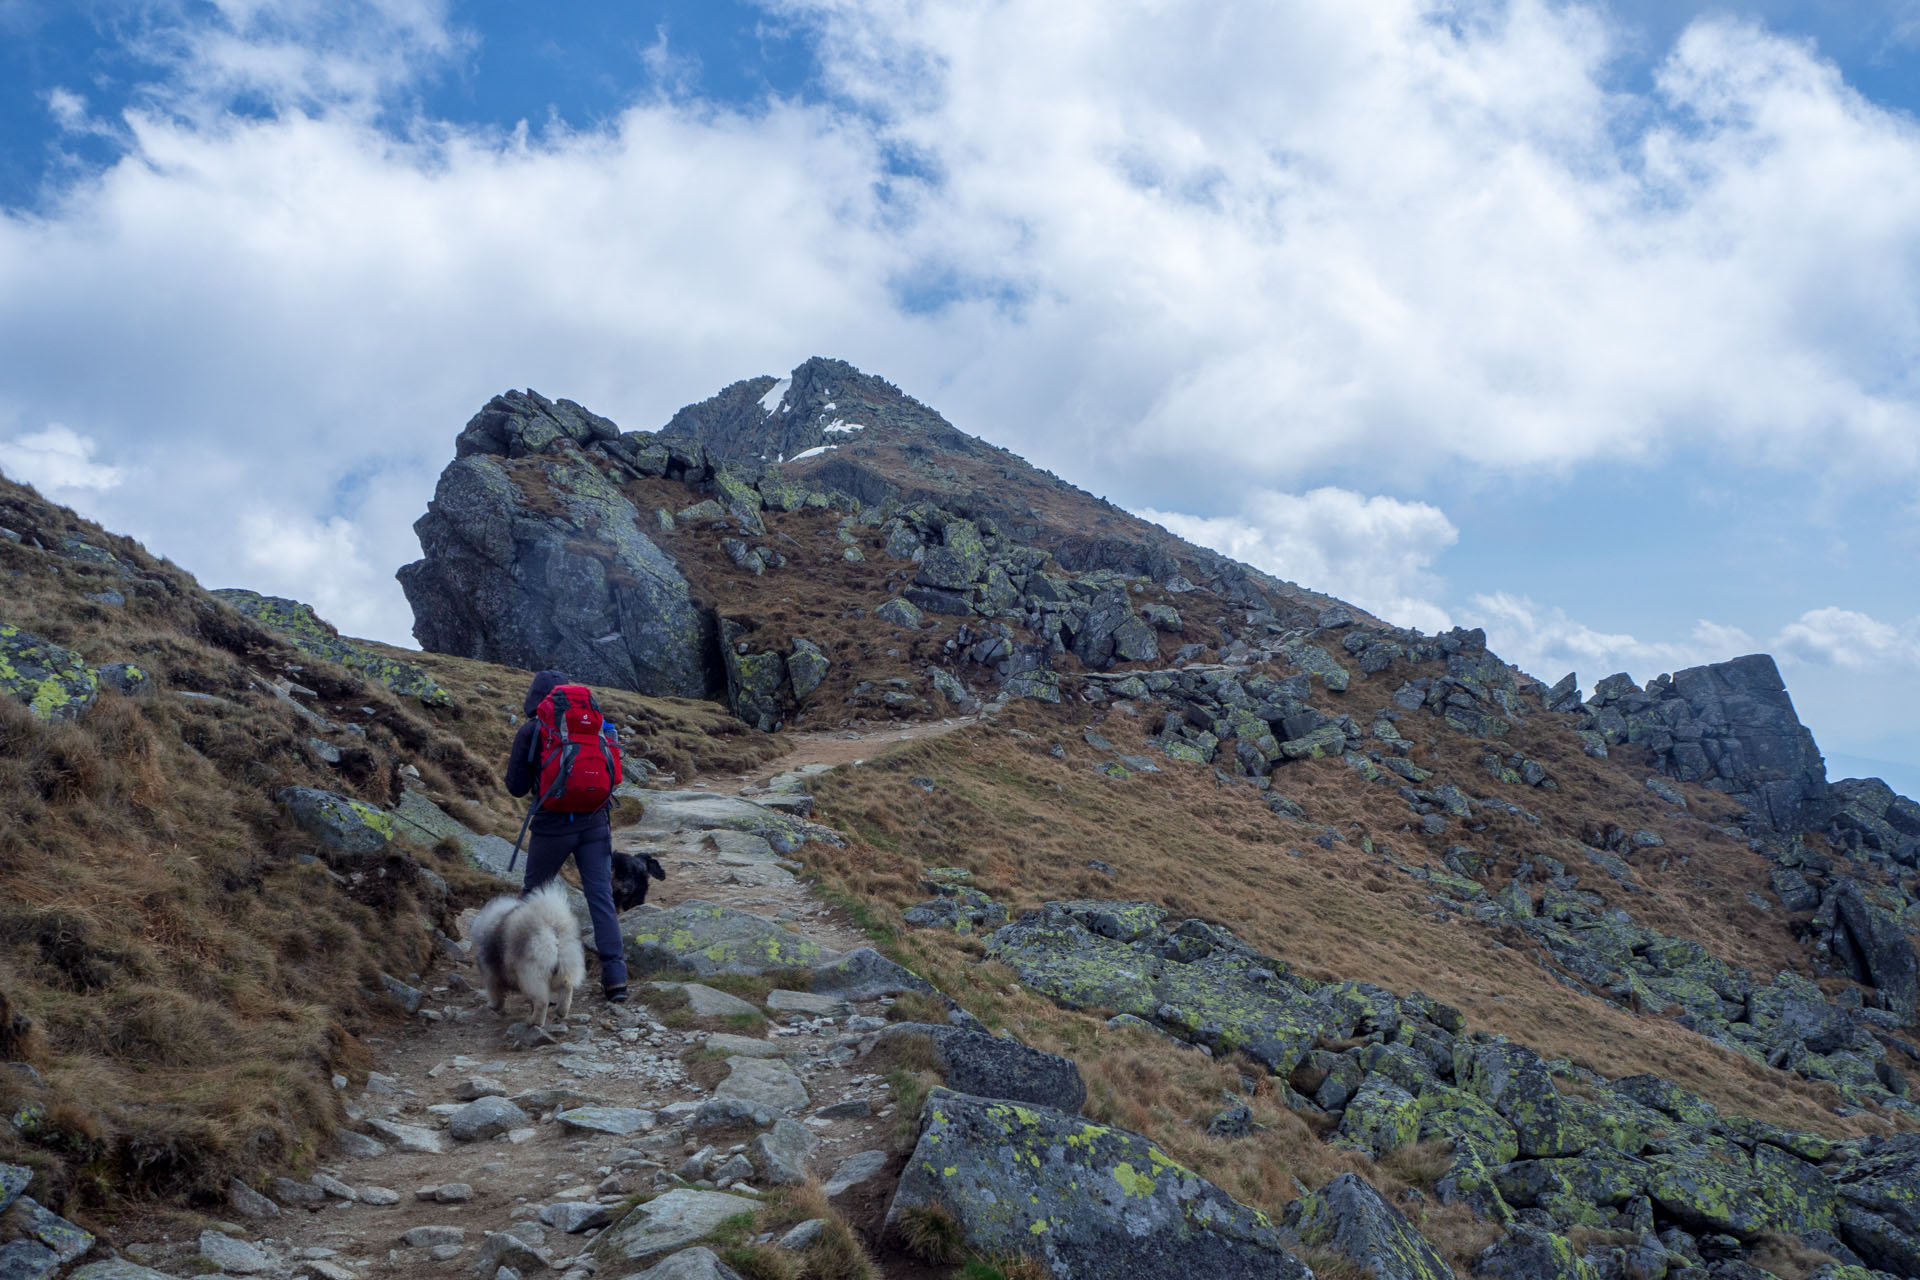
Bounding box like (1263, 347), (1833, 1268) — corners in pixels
(504, 669), (630, 1004)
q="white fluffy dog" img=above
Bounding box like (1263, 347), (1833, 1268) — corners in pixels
(468, 882), (585, 1028)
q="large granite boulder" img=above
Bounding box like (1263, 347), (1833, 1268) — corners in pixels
(1828, 777), (1920, 865)
(1636, 654), (1828, 832)
(887, 1089), (1310, 1279)
(276, 786), (395, 856)
(915, 517), (988, 592)
(624, 901), (839, 977)
(398, 392), (716, 699)
(1476, 1224), (1599, 1280)
(808, 947), (937, 1001)
(454, 388), (619, 458)
(1830, 1132), (1920, 1273)
(589, 1189), (762, 1269)
(1452, 1039), (1582, 1158)
(874, 1023), (1086, 1112)
(719, 618), (786, 732)
(1282, 1173), (1451, 1280)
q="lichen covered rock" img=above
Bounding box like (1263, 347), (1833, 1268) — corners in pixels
(1476, 1224), (1599, 1280)
(987, 902), (1337, 1074)
(276, 786), (395, 856)
(1453, 1040), (1582, 1158)
(720, 619), (787, 732)
(1334, 1076), (1420, 1156)
(887, 1089), (1310, 1280)
(786, 638), (830, 700)
(875, 1023), (1086, 1112)
(0, 624), (97, 720)
(213, 589), (450, 705)
(1282, 1173), (1451, 1280)
(624, 900), (836, 977)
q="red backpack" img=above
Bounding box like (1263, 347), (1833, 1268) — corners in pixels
(531, 683), (623, 813)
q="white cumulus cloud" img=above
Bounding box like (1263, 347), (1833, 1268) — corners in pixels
(1464, 591), (1758, 687)
(232, 508), (387, 639)
(1775, 606), (1920, 671)
(1140, 489), (1457, 632)
(0, 425), (125, 493)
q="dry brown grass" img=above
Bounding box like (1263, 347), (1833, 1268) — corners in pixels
(1378, 1140), (1458, 1192)
(1745, 1232), (1837, 1280)
(894, 1202), (968, 1264)
(0, 475), (629, 1218)
(803, 687), (1915, 1135)
(723, 1181), (879, 1280)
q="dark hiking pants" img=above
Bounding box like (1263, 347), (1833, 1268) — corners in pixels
(522, 824), (628, 990)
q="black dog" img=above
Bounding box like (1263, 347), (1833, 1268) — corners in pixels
(609, 850), (667, 912)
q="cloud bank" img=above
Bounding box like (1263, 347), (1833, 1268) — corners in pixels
(1142, 490), (1458, 633)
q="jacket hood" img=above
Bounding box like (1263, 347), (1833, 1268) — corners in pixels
(523, 669), (569, 717)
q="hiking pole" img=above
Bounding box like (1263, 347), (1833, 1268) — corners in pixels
(507, 799), (535, 875)
(506, 724), (543, 875)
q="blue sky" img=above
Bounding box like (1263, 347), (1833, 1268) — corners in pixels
(2, 0), (1920, 794)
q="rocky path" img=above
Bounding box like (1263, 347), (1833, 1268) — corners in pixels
(98, 776), (922, 1280)
(693, 716), (974, 797)
(620, 716), (972, 925)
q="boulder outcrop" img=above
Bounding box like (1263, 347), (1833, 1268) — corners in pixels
(991, 897), (1920, 1275)
(1581, 654), (1829, 832)
(987, 900), (1350, 1075)
(0, 623), (99, 720)
(212, 590), (449, 705)
(873, 1022), (1086, 1112)
(1282, 1173), (1451, 1280)
(1830, 880), (1920, 1025)
(1828, 776), (1920, 867)
(398, 391), (715, 699)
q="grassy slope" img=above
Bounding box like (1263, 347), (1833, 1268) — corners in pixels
(792, 673), (1917, 1272)
(0, 475), (781, 1225)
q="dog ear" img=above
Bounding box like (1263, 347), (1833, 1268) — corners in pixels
(644, 855), (667, 881)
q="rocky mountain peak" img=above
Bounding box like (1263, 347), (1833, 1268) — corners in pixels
(660, 356), (976, 466)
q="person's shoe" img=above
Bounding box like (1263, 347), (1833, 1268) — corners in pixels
(603, 985), (629, 1004)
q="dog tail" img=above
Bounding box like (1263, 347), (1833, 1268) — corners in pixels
(517, 880), (581, 940)
(520, 881), (586, 988)
(467, 893), (519, 946)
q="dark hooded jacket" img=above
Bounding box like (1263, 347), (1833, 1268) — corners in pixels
(507, 669), (612, 837)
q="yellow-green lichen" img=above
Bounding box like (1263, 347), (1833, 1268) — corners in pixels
(1111, 1163), (1156, 1198)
